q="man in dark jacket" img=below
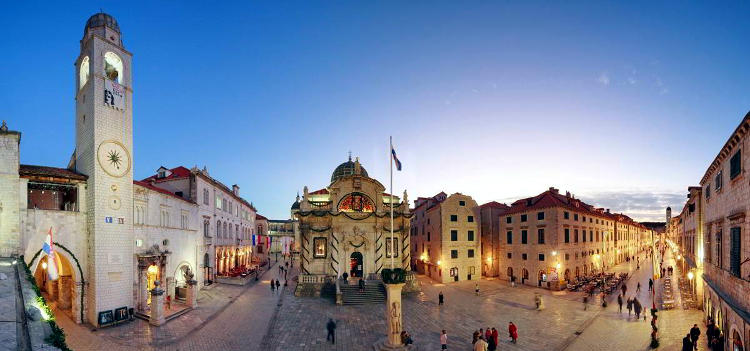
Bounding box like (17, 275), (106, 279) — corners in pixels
(682, 333), (693, 351)
(690, 324), (701, 350)
(326, 319), (337, 344)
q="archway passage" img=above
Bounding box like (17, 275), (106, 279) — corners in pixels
(507, 267), (513, 279)
(522, 268), (529, 284)
(350, 252), (363, 278)
(732, 330), (743, 351)
(564, 269), (571, 281)
(33, 253), (75, 318)
(537, 270), (545, 287)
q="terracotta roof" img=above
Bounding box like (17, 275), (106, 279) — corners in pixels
(19, 165), (87, 181)
(480, 201), (510, 210)
(413, 191), (447, 211)
(503, 188), (618, 222)
(141, 166), (191, 182)
(133, 180), (195, 204)
(256, 214), (268, 221)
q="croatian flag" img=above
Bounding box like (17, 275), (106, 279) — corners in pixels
(43, 228), (59, 281)
(391, 146), (402, 171)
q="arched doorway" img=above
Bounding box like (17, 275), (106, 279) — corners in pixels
(575, 266), (580, 278)
(350, 252), (363, 278)
(522, 268), (529, 284)
(33, 253), (75, 317)
(507, 267), (513, 280)
(538, 270), (545, 287)
(583, 264), (588, 276)
(174, 262), (193, 300)
(732, 329), (744, 351)
(564, 269), (571, 281)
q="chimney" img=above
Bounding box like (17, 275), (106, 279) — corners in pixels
(565, 191), (571, 197)
(549, 187), (559, 194)
(606, 209), (610, 214)
(232, 184), (240, 196)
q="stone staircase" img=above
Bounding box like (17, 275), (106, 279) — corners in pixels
(339, 280), (386, 305)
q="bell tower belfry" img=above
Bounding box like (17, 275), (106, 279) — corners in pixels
(74, 12), (134, 326)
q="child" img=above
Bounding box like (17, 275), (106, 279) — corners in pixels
(440, 330), (448, 350)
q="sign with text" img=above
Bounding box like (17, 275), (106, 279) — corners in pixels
(104, 79), (125, 110)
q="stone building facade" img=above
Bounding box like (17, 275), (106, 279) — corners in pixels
(478, 201), (510, 277)
(410, 192), (482, 283)
(0, 13), (263, 327)
(140, 166), (260, 283)
(486, 187), (650, 289)
(267, 218), (298, 257)
(692, 111), (750, 350)
(295, 157), (411, 293)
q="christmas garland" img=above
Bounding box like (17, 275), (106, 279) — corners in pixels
(296, 210), (413, 220)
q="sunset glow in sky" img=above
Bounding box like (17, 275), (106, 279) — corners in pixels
(2, 2), (749, 220)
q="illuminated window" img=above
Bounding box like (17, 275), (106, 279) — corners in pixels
(338, 192), (374, 212)
(103, 52), (123, 83)
(313, 238), (327, 258)
(79, 56), (90, 89)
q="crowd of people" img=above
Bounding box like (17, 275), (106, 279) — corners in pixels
(465, 322), (518, 351)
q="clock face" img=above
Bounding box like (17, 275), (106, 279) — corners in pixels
(97, 140), (131, 178)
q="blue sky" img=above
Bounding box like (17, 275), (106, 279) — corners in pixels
(2, 1), (749, 220)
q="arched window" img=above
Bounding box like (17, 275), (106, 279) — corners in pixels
(79, 56), (90, 90)
(217, 221), (221, 238)
(224, 223), (228, 238)
(103, 52), (123, 83)
(203, 221), (209, 238)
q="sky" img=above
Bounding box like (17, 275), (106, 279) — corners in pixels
(1, 1), (749, 221)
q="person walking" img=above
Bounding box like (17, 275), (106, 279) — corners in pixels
(439, 291), (444, 306)
(440, 330), (448, 350)
(690, 324), (701, 350)
(583, 295), (588, 310)
(485, 327), (492, 343)
(637, 282), (641, 293)
(488, 330), (497, 351)
(649, 278), (654, 292)
(475, 283), (480, 296)
(508, 322), (518, 344)
(473, 330), (480, 344)
(682, 333), (694, 351)
(622, 283), (628, 297)
(617, 294), (623, 313)
(491, 328), (498, 349)
(276, 279), (281, 290)
(326, 318), (337, 344)
(270, 280), (275, 293)
(634, 298), (642, 319)
(358, 277), (365, 293)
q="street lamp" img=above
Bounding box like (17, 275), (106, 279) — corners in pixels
(687, 271), (694, 294)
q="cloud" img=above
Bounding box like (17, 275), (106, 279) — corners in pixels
(597, 73), (610, 86)
(627, 77), (637, 85)
(577, 190), (685, 222)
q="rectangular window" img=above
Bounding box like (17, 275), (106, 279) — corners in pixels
(574, 213), (579, 221)
(313, 237), (327, 258)
(538, 229), (545, 244)
(451, 230), (458, 241)
(565, 253), (570, 260)
(538, 253), (545, 261)
(583, 230), (587, 242)
(521, 230), (528, 244)
(450, 215), (458, 222)
(716, 231), (722, 267)
(459, 200), (466, 206)
(203, 189), (209, 205)
(522, 253), (527, 260)
(468, 230), (475, 241)
(468, 249), (475, 258)
(590, 231), (593, 242)
(574, 229), (579, 243)
(730, 149), (741, 179)
(564, 211), (569, 219)
(521, 214), (528, 222)
(215, 195), (222, 209)
(451, 250), (458, 259)
(506, 216), (512, 224)
(706, 185), (711, 199)
(537, 212), (545, 220)
(507, 231), (513, 244)
(730, 227), (741, 276)
(507, 252), (512, 259)
(716, 171), (723, 190)
(564, 228), (570, 243)
(582, 216), (586, 222)
(386, 237), (399, 258)
(468, 215), (474, 223)
(427, 232), (431, 242)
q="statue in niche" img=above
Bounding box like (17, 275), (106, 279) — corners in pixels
(390, 301), (401, 334)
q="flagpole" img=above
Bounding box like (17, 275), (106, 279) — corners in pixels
(390, 136), (394, 270)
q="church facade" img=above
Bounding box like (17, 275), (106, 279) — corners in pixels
(294, 157), (411, 293)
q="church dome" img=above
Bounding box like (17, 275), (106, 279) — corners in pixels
(331, 158), (368, 183)
(291, 199), (300, 210)
(85, 13), (120, 34)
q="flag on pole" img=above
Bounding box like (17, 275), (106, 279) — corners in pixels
(391, 146), (402, 171)
(43, 227), (59, 281)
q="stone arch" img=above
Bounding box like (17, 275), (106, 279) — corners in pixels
(174, 261), (193, 287)
(29, 248), (84, 323)
(729, 324), (744, 351)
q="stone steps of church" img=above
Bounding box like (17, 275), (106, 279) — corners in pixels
(340, 282), (386, 305)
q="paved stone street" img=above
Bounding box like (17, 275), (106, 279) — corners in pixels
(55, 252), (710, 351)
(0, 259), (20, 351)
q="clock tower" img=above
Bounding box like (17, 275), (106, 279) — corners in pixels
(74, 13), (134, 326)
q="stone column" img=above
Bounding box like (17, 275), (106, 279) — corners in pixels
(149, 281), (166, 326)
(57, 276), (72, 309)
(72, 282), (83, 324)
(139, 268), (148, 311)
(185, 279), (198, 308)
(384, 283), (405, 347)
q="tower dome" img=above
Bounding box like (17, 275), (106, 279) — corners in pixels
(85, 13), (120, 34)
(330, 157), (368, 183)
